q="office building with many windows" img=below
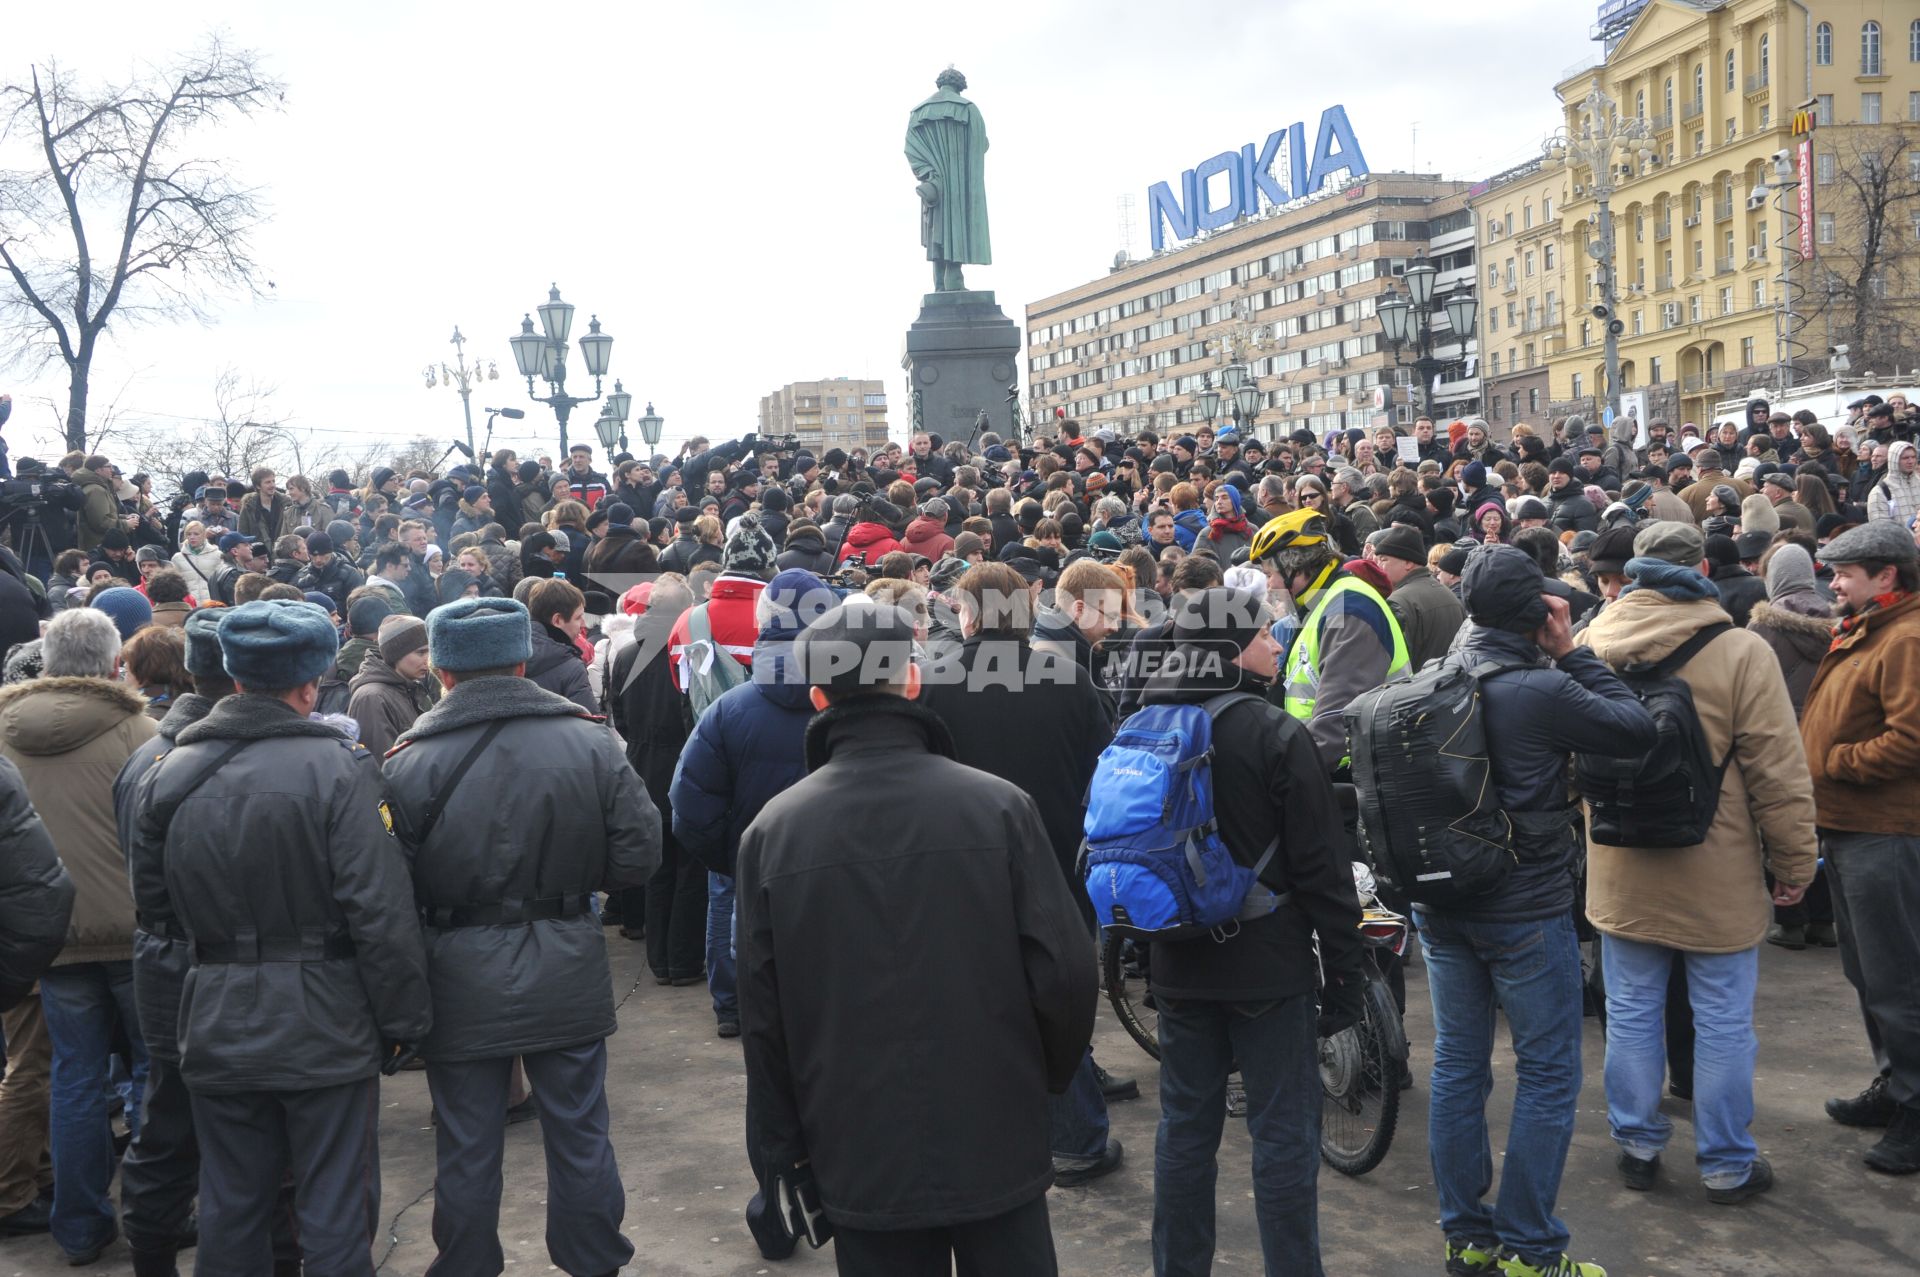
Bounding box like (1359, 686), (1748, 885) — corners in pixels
(1472, 158), (1569, 437)
(1023, 173), (1477, 445)
(758, 378), (889, 456)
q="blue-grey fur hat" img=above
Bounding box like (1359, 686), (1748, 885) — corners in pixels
(426, 596), (533, 672)
(182, 608), (228, 679)
(218, 600), (339, 689)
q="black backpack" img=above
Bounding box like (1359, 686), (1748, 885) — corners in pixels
(1345, 655), (1527, 909)
(1575, 623), (1731, 848)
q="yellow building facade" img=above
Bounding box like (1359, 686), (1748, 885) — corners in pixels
(1546, 0), (1920, 429)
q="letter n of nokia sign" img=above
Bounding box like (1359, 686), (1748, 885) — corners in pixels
(1147, 106), (1369, 252)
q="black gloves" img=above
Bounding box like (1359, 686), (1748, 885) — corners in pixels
(1316, 971), (1367, 1039)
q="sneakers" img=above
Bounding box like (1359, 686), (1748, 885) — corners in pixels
(1499, 1253), (1606, 1277)
(1765, 923), (1806, 950)
(1706, 1154), (1773, 1203)
(1827, 1073), (1897, 1128)
(716, 1019), (742, 1039)
(1864, 1105), (1920, 1175)
(1052, 1138), (1124, 1188)
(1445, 1238), (1499, 1275)
(1805, 921), (1838, 947)
(1093, 1062), (1139, 1101)
(1616, 1150), (1658, 1191)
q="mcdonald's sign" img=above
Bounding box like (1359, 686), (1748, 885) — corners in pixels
(1791, 107), (1817, 138)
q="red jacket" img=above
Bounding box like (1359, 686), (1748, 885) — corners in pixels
(837, 521), (902, 566)
(667, 574), (767, 691)
(900, 517), (954, 561)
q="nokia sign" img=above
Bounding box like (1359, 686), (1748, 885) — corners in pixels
(1147, 105), (1370, 251)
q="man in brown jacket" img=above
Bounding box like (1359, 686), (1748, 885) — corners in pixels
(0, 608), (157, 1261)
(1800, 520), (1920, 1175)
(1582, 520), (1816, 1202)
(1677, 450), (1754, 523)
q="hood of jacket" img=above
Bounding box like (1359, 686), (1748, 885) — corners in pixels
(783, 526), (827, 556)
(902, 517), (949, 550)
(0, 677), (151, 755)
(348, 649), (416, 695)
(1582, 590), (1733, 667)
(845, 521), (897, 551)
(750, 630), (812, 711)
(1748, 597), (1834, 651)
(708, 572), (768, 603)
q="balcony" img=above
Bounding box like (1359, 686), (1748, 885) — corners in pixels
(1714, 199), (1734, 222)
(1716, 255), (1735, 274)
(1655, 272), (1674, 291)
(1649, 111), (1674, 133)
(1654, 219), (1672, 241)
(1682, 97), (1704, 122)
(1682, 371), (1721, 394)
(1503, 274), (1518, 294)
(1744, 70), (1769, 95)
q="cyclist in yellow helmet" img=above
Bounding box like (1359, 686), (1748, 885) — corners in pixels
(1249, 509), (1409, 773)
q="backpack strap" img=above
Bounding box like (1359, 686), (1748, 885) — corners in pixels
(1198, 691), (1290, 913)
(409, 719), (507, 848)
(1651, 622), (1732, 678)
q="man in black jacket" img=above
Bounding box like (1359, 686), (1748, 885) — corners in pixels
(735, 596), (1095, 1276)
(126, 600), (431, 1275)
(384, 596), (660, 1277)
(1141, 586), (1366, 1277)
(1421, 548), (1657, 1277)
(920, 562), (1128, 1188)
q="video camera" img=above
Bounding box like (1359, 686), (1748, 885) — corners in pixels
(749, 433), (800, 454)
(0, 473), (73, 516)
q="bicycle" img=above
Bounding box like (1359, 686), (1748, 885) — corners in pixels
(1099, 862), (1410, 1177)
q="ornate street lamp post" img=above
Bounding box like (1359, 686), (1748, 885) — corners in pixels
(422, 327), (497, 457)
(508, 284), (614, 457)
(1376, 257), (1478, 421)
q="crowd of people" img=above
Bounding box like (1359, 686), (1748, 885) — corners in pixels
(0, 391), (1916, 1277)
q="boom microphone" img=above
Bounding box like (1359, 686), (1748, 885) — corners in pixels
(485, 407), (527, 419)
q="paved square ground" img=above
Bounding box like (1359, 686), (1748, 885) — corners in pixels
(4, 933), (1914, 1276)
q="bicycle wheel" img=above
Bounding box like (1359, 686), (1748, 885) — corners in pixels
(1102, 934), (1160, 1061)
(1318, 968), (1406, 1176)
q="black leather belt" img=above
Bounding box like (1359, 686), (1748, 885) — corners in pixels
(194, 930), (356, 964)
(420, 893), (594, 929)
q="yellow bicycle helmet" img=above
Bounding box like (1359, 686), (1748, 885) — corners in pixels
(1248, 509), (1330, 565)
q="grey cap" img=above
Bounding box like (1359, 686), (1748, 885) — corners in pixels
(1818, 520), (1920, 566)
(1633, 520), (1706, 567)
(792, 596), (920, 694)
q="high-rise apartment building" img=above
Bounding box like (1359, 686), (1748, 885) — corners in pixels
(1471, 158), (1569, 437)
(759, 378), (889, 455)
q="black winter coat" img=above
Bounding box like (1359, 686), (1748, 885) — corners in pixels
(735, 698), (1096, 1231)
(920, 636), (1113, 926)
(775, 528), (835, 575)
(607, 610), (692, 808)
(383, 676), (660, 1061)
(114, 692), (213, 1060)
(1709, 563), (1767, 628)
(580, 526), (657, 586)
(127, 696), (431, 1093)
(525, 624), (598, 713)
(0, 754), (73, 1011)
(1442, 624), (1657, 921)
(1139, 659), (1366, 1001)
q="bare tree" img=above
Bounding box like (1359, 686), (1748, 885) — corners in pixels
(0, 37), (284, 452)
(115, 365), (359, 497)
(1802, 128), (1920, 375)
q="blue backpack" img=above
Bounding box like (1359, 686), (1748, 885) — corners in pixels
(1080, 694), (1285, 941)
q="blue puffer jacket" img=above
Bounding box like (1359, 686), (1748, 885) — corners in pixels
(668, 628), (813, 877)
(1172, 507), (1208, 552)
(1440, 624), (1657, 922)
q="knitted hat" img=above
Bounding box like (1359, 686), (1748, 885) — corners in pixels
(1704, 534), (1742, 569)
(758, 569), (835, 639)
(304, 532), (334, 557)
(217, 600), (339, 689)
(1739, 493), (1779, 533)
(1170, 585), (1267, 652)
(377, 614), (429, 667)
(792, 596), (919, 693)
(1765, 544), (1818, 600)
(1372, 525), (1426, 566)
(427, 597), (534, 672)
(181, 608), (228, 679)
(604, 501), (636, 525)
(721, 520), (778, 578)
(1818, 520), (1920, 566)
(1463, 461), (1488, 488)
(90, 587), (152, 640)
(326, 519), (357, 546)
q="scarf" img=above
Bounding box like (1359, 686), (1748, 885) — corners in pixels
(1208, 514), (1251, 542)
(1620, 556), (1722, 602)
(1831, 590), (1912, 651)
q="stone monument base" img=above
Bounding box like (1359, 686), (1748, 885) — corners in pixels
(903, 289), (1021, 447)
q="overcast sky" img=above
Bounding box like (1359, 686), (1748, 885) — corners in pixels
(5, 1), (1596, 470)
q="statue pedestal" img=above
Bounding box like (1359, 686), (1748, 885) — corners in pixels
(903, 290), (1021, 446)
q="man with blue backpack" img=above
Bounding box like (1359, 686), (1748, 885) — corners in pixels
(1084, 584), (1367, 1277)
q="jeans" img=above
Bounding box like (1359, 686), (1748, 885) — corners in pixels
(38, 961), (148, 1256)
(1048, 1047), (1110, 1164)
(707, 872), (738, 1022)
(1151, 995), (1322, 1277)
(1417, 910), (1582, 1268)
(1823, 830), (1920, 1107)
(1601, 936), (1757, 1187)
